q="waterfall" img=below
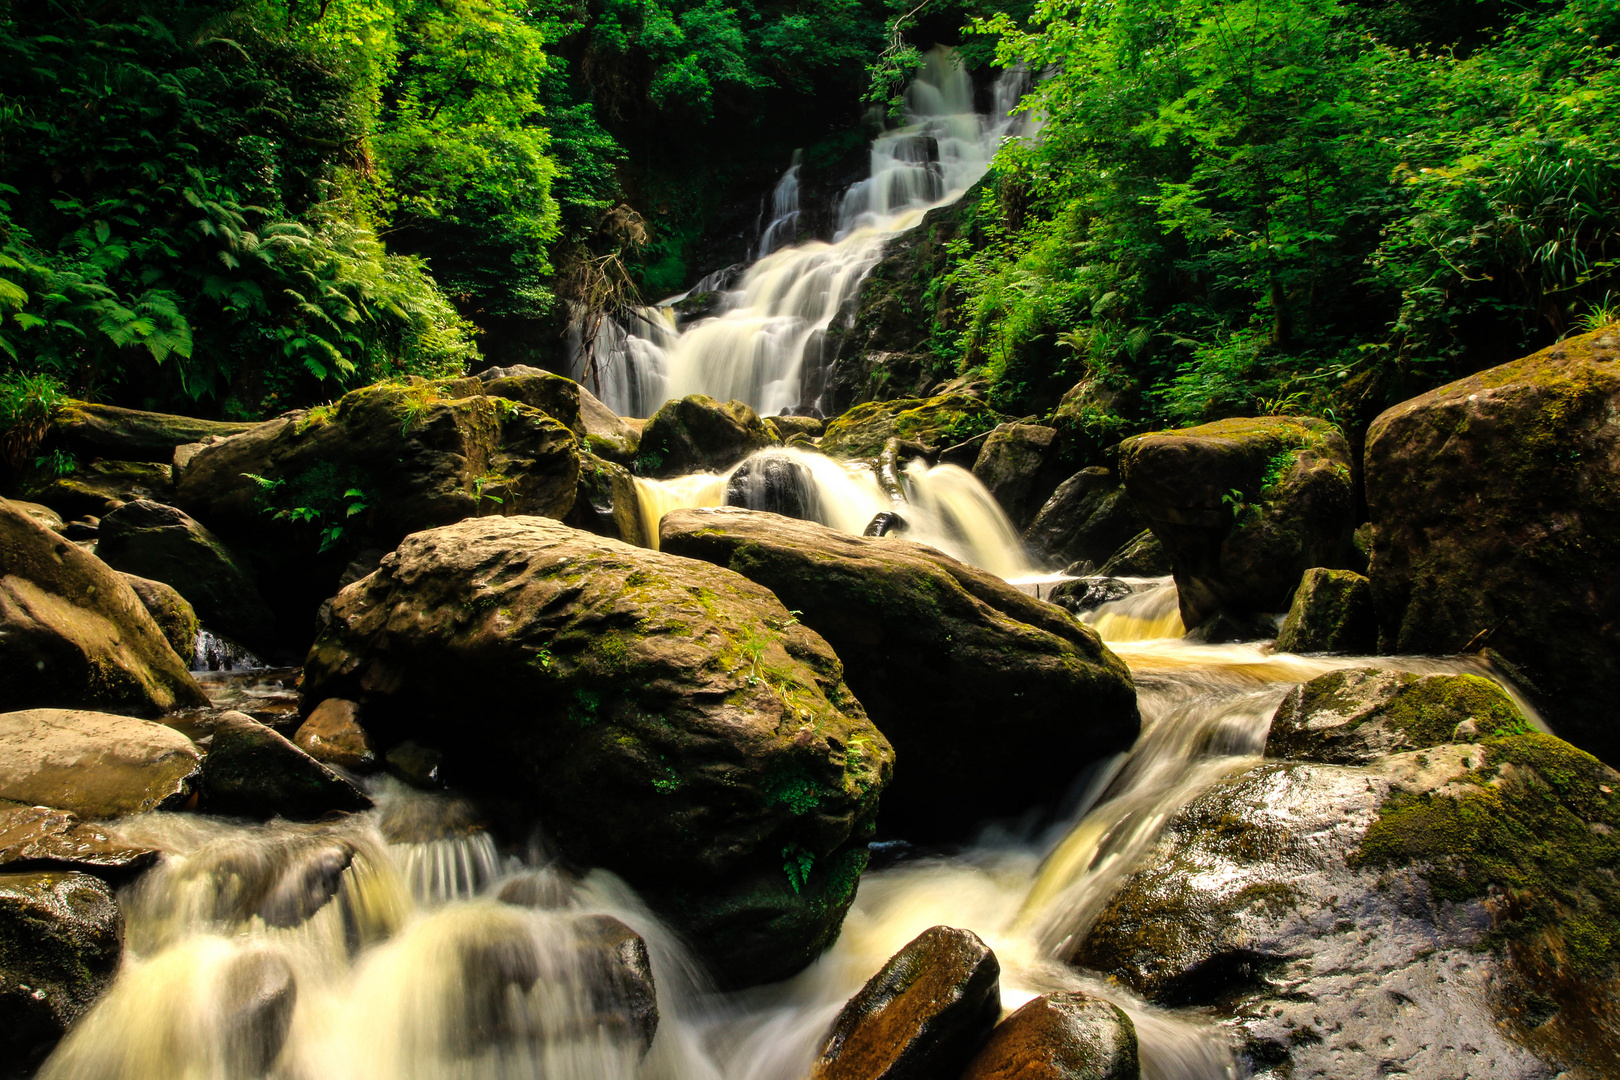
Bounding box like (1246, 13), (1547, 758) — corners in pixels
(634, 445), (1034, 579)
(571, 47), (1030, 418)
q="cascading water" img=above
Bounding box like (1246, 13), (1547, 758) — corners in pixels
(756, 152), (802, 259)
(570, 47), (1029, 418)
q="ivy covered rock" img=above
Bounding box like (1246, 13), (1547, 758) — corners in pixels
(0, 498), (208, 716)
(1266, 667), (1526, 765)
(1272, 567), (1375, 654)
(820, 393), (1010, 461)
(811, 926), (1002, 1080)
(1022, 468), (1147, 573)
(299, 515), (892, 987)
(961, 992), (1139, 1080)
(173, 379), (579, 652)
(1074, 730), (1620, 1079)
(0, 871), (124, 1072)
(659, 507), (1139, 840)
(971, 423), (1064, 529)
(634, 394), (777, 477)
(1119, 416), (1355, 630)
(98, 500), (276, 654)
(1365, 327), (1620, 767)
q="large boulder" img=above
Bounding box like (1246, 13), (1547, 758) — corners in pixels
(173, 379), (579, 651)
(116, 573), (199, 661)
(821, 394), (1008, 461)
(47, 400), (259, 460)
(97, 499), (277, 654)
(811, 926), (1002, 1080)
(1022, 469), (1147, 573)
(30, 459), (173, 520)
(961, 992), (1139, 1080)
(634, 394), (777, 477)
(1074, 726), (1620, 1079)
(0, 708), (202, 818)
(0, 498), (208, 716)
(660, 507), (1139, 840)
(299, 515), (893, 987)
(476, 366), (584, 433)
(1272, 567), (1375, 654)
(0, 871), (123, 1073)
(972, 423), (1065, 530)
(1119, 416), (1355, 630)
(1365, 327), (1620, 767)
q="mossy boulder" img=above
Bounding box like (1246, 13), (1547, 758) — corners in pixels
(1266, 667), (1526, 764)
(961, 992), (1139, 1080)
(635, 394), (777, 477)
(47, 400), (260, 461)
(971, 423), (1065, 530)
(0, 708), (202, 818)
(820, 394), (1009, 461)
(30, 459), (173, 519)
(1364, 327), (1620, 768)
(579, 384), (641, 464)
(1047, 378), (1133, 474)
(659, 507), (1139, 840)
(1075, 730), (1620, 1078)
(115, 573), (198, 661)
(568, 452), (647, 547)
(1272, 567), (1376, 654)
(174, 379), (579, 654)
(811, 925), (1002, 1080)
(298, 515), (892, 987)
(475, 365), (584, 433)
(98, 499), (276, 654)
(1022, 468), (1148, 573)
(1096, 529), (1169, 578)
(199, 712), (372, 820)
(0, 498), (208, 716)
(0, 871), (124, 1072)
(1119, 416), (1355, 630)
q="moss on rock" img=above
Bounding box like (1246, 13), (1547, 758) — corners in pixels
(820, 393), (1010, 461)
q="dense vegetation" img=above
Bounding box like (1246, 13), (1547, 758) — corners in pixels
(1, 0), (1616, 450)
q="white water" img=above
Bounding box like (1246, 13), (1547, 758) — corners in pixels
(633, 445), (1033, 579)
(571, 48), (1029, 418)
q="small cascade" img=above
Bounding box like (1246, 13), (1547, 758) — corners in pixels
(633, 445), (1033, 578)
(1079, 577), (1187, 642)
(574, 47), (1029, 417)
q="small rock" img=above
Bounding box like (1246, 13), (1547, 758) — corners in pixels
(220, 949), (298, 1076)
(961, 992), (1139, 1080)
(574, 914), (659, 1054)
(200, 712), (372, 820)
(385, 741), (444, 789)
(0, 709), (201, 818)
(1048, 577), (1134, 616)
(864, 511), (908, 537)
(294, 699), (376, 772)
(1096, 530), (1169, 578)
(0, 803), (159, 877)
(811, 926), (1002, 1080)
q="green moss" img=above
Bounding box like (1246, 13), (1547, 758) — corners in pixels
(1380, 674), (1524, 745)
(1353, 732), (1620, 977)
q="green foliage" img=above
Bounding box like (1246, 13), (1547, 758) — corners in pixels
(0, 371), (66, 469)
(244, 464), (371, 552)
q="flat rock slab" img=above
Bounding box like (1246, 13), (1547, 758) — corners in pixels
(0, 803), (160, 875)
(0, 709), (201, 819)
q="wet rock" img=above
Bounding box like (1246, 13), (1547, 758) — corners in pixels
(961, 992), (1139, 1080)
(1265, 667), (1525, 765)
(635, 394), (778, 477)
(48, 400), (259, 460)
(0, 804), (160, 877)
(1075, 731), (1620, 1079)
(864, 511), (907, 537)
(569, 451), (647, 546)
(293, 698), (376, 772)
(972, 423), (1064, 530)
(811, 925), (1002, 1080)
(31, 459), (174, 519)
(1048, 577), (1134, 616)
(574, 913), (659, 1053)
(1096, 529), (1170, 578)
(1023, 469), (1147, 572)
(300, 515), (892, 987)
(820, 393), (1009, 461)
(98, 500), (276, 653)
(174, 378), (579, 653)
(0, 871), (123, 1073)
(1183, 610), (1277, 644)
(1119, 416), (1355, 631)
(9, 501), (62, 532)
(725, 452), (819, 521)
(1272, 567), (1375, 654)
(117, 572), (199, 660)
(1365, 327), (1620, 767)
(201, 712), (372, 820)
(661, 507), (1138, 840)
(385, 740), (444, 789)
(770, 414), (825, 439)
(478, 367), (584, 433)
(220, 950), (298, 1076)
(496, 867), (578, 910)
(0, 498), (207, 715)
(0, 709), (200, 818)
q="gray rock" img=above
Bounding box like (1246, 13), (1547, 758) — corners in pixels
(972, 423), (1063, 530)
(1023, 469), (1147, 572)
(0, 709), (201, 818)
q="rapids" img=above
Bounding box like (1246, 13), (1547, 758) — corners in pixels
(42, 573), (1549, 1080)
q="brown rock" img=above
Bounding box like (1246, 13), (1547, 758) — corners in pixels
(294, 698), (376, 772)
(200, 712), (373, 821)
(0, 708), (201, 818)
(0, 803), (160, 876)
(812, 925), (1002, 1080)
(962, 992), (1139, 1080)
(116, 572), (199, 661)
